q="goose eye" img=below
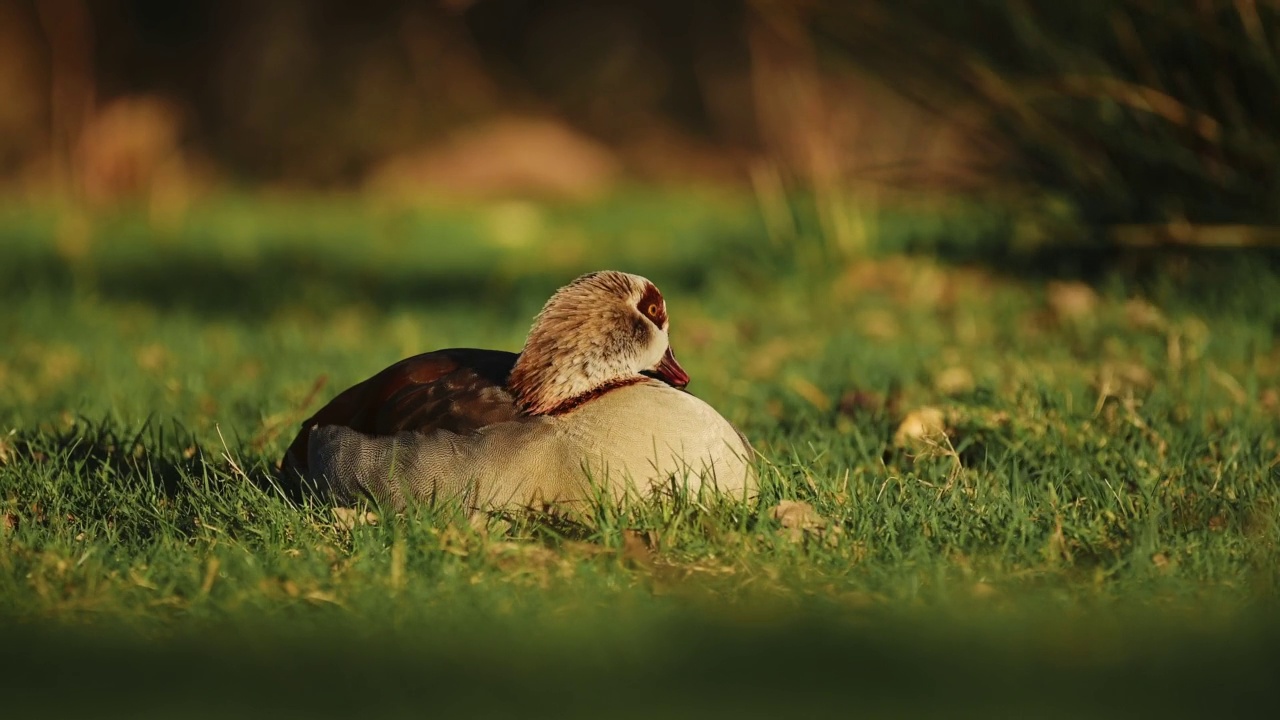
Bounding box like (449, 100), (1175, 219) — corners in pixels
(646, 303), (659, 318)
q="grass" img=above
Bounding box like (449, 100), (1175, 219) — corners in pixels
(1, 191), (1278, 717)
(814, 0), (1280, 226)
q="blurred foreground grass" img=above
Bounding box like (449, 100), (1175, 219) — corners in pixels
(1, 192), (1278, 716)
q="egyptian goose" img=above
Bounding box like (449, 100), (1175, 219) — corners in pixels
(280, 271), (756, 512)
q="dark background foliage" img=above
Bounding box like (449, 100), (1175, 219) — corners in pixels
(4, 0), (1273, 234)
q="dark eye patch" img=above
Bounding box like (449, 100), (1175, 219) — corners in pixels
(636, 283), (667, 326)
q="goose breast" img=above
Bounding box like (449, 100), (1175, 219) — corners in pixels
(553, 380), (756, 498)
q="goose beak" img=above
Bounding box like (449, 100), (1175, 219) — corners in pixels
(652, 346), (690, 388)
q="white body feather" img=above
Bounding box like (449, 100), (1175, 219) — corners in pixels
(308, 379), (756, 512)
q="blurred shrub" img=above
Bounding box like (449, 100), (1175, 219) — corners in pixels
(813, 0), (1280, 227)
(6, 0), (1279, 230)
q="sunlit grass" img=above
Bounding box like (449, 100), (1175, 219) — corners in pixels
(1, 192), (1278, 715)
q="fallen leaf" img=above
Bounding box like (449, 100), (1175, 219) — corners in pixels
(1094, 362), (1154, 401)
(128, 568), (158, 590)
(1261, 389), (1278, 411)
(770, 500), (827, 530)
(838, 389), (885, 416)
(467, 512), (514, 535)
(770, 500), (834, 543)
(934, 367), (975, 396)
(332, 507), (379, 531)
(787, 376), (831, 411)
(1125, 297), (1167, 332)
(893, 407), (948, 448)
(303, 590), (342, 606)
(1047, 281), (1098, 322)
(621, 529), (655, 567)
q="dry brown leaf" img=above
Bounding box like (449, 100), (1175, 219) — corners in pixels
(1115, 362), (1154, 389)
(770, 500), (835, 543)
(468, 513), (513, 535)
(332, 507), (379, 531)
(1261, 389), (1279, 412)
(770, 500), (827, 530)
(1125, 297), (1167, 332)
(1095, 362), (1155, 403)
(934, 367), (975, 396)
(838, 389), (885, 416)
(787, 376), (831, 411)
(621, 529), (656, 567)
(893, 407), (948, 448)
(1047, 281), (1098, 322)
(129, 569), (157, 590)
(303, 590), (342, 606)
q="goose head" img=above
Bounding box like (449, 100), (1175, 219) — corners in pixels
(509, 270), (689, 415)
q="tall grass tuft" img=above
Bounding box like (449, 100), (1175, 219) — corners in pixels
(811, 0), (1280, 233)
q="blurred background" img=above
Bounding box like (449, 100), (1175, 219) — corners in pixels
(3, 5), (1280, 713)
(4, 0), (1277, 236)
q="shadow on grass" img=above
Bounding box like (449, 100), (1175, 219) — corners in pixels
(882, 212), (1280, 321)
(6, 418), (295, 509)
(2, 606), (1278, 718)
(3, 419), (659, 545)
(9, 203), (1276, 324)
(943, 242), (1280, 289)
(0, 239), (723, 321)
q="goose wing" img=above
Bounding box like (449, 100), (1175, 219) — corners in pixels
(280, 348), (523, 480)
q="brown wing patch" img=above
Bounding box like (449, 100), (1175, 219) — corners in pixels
(280, 349), (522, 478)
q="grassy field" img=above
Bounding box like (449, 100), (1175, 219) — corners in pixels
(2, 191), (1278, 717)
